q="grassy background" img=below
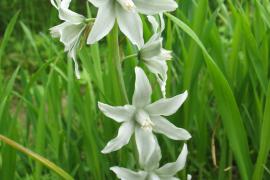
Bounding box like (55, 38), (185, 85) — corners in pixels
(1, 0), (270, 179)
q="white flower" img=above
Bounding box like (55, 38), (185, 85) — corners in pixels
(111, 143), (189, 180)
(50, 0), (87, 79)
(98, 67), (191, 154)
(139, 14), (172, 97)
(87, 0), (178, 47)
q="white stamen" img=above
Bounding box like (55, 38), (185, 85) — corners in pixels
(117, 0), (136, 11)
(136, 110), (154, 130)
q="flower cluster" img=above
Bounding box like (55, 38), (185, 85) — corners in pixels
(50, 0), (192, 179)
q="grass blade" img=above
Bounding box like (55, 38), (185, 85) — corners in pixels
(253, 83), (270, 179)
(0, 135), (73, 180)
(0, 12), (20, 67)
(166, 13), (252, 180)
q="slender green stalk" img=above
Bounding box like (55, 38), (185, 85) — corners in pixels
(0, 135), (73, 180)
(122, 54), (138, 62)
(108, 24), (129, 104)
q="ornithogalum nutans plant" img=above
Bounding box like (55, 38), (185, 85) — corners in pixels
(50, 0), (192, 179)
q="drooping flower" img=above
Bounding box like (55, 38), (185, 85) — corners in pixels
(111, 143), (191, 180)
(98, 67), (191, 154)
(87, 0), (178, 48)
(139, 14), (172, 97)
(50, 0), (87, 79)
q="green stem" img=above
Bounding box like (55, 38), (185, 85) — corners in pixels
(0, 135), (73, 180)
(109, 24), (129, 104)
(122, 53), (138, 62)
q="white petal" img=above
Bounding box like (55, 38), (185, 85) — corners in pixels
(50, 0), (61, 8)
(148, 173), (161, 180)
(88, 0), (109, 7)
(156, 144), (188, 176)
(135, 127), (159, 170)
(111, 167), (147, 180)
(50, 22), (68, 38)
(61, 0), (72, 9)
(133, 0), (178, 15)
(98, 102), (135, 123)
(132, 67), (152, 108)
(50, 22), (85, 79)
(146, 91), (188, 116)
(160, 177), (179, 180)
(144, 60), (168, 97)
(116, 4), (144, 48)
(145, 139), (162, 171)
(140, 39), (162, 60)
(59, 8), (85, 24)
(87, 1), (116, 44)
(102, 121), (134, 153)
(159, 13), (165, 32)
(151, 116), (191, 140)
(147, 16), (159, 33)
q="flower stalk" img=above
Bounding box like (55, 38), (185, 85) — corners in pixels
(108, 24), (129, 104)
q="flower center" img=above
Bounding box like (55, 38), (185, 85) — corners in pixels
(117, 0), (136, 11)
(135, 110), (154, 130)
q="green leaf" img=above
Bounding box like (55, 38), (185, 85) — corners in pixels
(166, 13), (252, 180)
(0, 135), (73, 180)
(0, 12), (20, 67)
(253, 83), (270, 180)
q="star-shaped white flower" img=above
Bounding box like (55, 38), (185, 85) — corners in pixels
(50, 0), (87, 79)
(98, 67), (191, 154)
(139, 14), (172, 97)
(87, 0), (178, 48)
(111, 143), (191, 180)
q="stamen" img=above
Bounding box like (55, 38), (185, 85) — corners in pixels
(135, 110), (154, 130)
(117, 0), (136, 11)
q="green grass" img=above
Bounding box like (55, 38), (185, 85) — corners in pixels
(0, 0), (270, 179)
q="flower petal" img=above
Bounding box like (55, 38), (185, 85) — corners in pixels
(132, 67), (152, 108)
(151, 116), (191, 140)
(147, 15), (159, 33)
(87, 1), (116, 44)
(144, 59), (168, 97)
(98, 102), (135, 123)
(156, 144), (188, 176)
(59, 8), (85, 24)
(148, 173), (161, 180)
(111, 167), (147, 180)
(145, 141), (162, 171)
(102, 121), (134, 153)
(135, 127), (160, 170)
(116, 4), (144, 48)
(133, 0), (178, 15)
(50, 0), (61, 8)
(50, 22), (85, 79)
(146, 91), (188, 116)
(160, 177), (179, 180)
(140, 39), (162, 60)
(88, 0), (109, 7)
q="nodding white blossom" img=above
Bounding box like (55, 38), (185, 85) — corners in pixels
(139, 14), (172, 97)
(111, 143), (190, 180)
(98, 67), (191, 154)
(87, 0), (178, 48)
(50, 0), (87, 79)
